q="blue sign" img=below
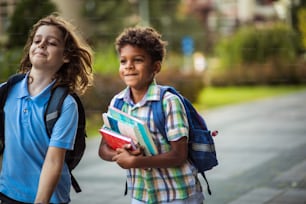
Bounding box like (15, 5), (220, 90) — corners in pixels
(182, 36), (194, 55)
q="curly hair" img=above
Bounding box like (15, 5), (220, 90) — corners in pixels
(19, 13), (94, 95)
(115, 26), (167, 63)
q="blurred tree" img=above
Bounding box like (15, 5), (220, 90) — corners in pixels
(6, 0), (57, 48)
(292, 0), (306, 51)
(82, 0), (205, 54)
(82, 0), (136, 46)
(215, 23), (299, 67)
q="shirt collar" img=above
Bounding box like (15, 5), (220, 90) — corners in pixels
(16, 72), (56, 105)
(117, 80), (161, 107)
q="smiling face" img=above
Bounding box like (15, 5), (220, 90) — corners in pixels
(119, 45), (160, 93)
(29, 25), (69, 74)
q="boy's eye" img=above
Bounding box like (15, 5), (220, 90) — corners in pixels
(134, 58), (143, 62)
(120, 59), (127, 64)
(33, 40), (41, 44)
(48, 41), (57, 46)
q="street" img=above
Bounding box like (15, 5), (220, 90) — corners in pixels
(71, 90), (306, 204)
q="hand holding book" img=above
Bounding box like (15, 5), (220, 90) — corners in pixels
(104, 107), (158, 156)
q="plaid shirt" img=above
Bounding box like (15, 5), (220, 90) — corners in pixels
(110, 81), (201, 204)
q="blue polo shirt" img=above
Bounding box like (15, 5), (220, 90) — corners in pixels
(0, 75), (78, 203)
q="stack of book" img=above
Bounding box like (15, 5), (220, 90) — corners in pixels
(99, 106), (158, 156)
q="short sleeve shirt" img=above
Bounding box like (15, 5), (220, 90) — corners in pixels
(110, 81), (200, 204)
(0, 74), (78, 203)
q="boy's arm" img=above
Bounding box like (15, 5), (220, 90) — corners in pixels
(98, 138), (117, 161)
(34, 146), (66, 203)
(113, 136), (188, 169)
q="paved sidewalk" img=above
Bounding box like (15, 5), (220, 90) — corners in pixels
(203, 90), (306, 204)
(71, 90), (306, 204)
(228, 160), (306, 204)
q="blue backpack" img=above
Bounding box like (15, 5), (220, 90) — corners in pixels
(114, 85), (218, 195)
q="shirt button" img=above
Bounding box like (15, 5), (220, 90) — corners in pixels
(23, 109), (28, 113)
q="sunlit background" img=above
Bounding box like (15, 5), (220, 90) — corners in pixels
(1, 1), (306, 204)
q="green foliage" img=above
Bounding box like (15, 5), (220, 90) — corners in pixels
(156, 70), (205, 103)
(93, 47), (119, 75)
(7, 0), (57, 48)
(292, 0), (306, 51)
(82, 0), (206, 54)
(0, 48), (22, 82)
(297, 8), (306, 50)
(215, 23), (300, 69)
(82, 0), (135, 44)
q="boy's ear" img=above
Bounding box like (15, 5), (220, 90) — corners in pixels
(153, 61), (161, 74)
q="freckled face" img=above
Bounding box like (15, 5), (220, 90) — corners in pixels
(119, 45), (157, 92)
(29, 25), (69, 73)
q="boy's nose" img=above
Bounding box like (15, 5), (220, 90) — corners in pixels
(38, 41), (46, 49)
(126, 62), (134, 69)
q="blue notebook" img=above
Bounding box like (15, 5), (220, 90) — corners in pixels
(104, 106), (158, 156)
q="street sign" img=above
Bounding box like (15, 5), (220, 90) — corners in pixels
(182, 36), (194, 55)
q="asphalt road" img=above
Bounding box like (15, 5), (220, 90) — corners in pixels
(70, 90), (306, 204)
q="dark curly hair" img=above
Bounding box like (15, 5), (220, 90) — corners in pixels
(19, 13), (94, 95)
(115, 26), (167, 63)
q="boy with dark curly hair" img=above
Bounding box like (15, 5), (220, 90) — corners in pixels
(99, 26), (204, 204)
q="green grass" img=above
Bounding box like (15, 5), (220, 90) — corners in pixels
(195, 85), (306, 110)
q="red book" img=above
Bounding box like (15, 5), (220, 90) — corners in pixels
(99, 128), (136, 150)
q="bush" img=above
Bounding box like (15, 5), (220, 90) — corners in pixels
(93, 48), (119, 75)
(216, 23), (300, 68)
(7, 0), (57, 48)
(80, 74), (125, 115)
(0, 48), (22, 82)
(156, 70), (205, 102)
(212, 23), (303, 85)
(209, 57), (306, 86)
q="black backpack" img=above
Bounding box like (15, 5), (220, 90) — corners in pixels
(0, 74), (86, 193)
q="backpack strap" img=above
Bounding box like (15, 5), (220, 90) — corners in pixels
(152, 85), (192, 140)
(0, 74), (26, 108)
(152, 85), (208, 139)
(0, 74), (26, 153)
(151, 86), (172, 139)
(151, 85), (213, 195)
(44, 86), (69, 136)
(44, 87), (84, 193)
(114, 98), (125, 110)
(71, 93), (86, 136)
(68, 93), (85, 193)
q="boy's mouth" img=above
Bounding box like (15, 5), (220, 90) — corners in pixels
(124, 73), (138, 77)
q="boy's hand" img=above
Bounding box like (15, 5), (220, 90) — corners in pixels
(112, 148), (133, 169)
(112, 147), (143, 169)
(123, 144), (144, 156)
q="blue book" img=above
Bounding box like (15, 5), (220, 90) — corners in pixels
(106, 106), (158, 156)
(102, 113), (138, 145)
